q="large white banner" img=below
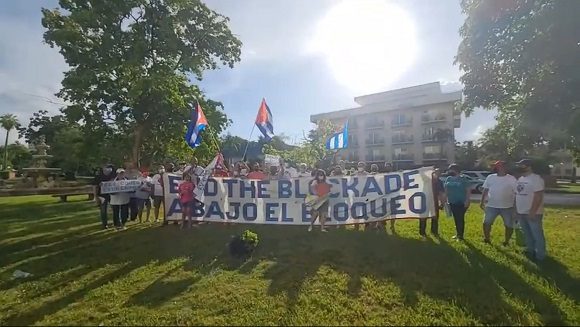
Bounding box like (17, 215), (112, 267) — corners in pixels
(163, 167), (436, 225)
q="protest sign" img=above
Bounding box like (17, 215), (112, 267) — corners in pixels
(264, 154), (280, 166)
(100, 179), (142, 194)
(163, 167), (436, 225)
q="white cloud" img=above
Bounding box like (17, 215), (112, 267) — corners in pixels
(0, 15), (67, 143)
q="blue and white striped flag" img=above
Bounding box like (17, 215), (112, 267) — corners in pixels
(326, 121), (348, 150)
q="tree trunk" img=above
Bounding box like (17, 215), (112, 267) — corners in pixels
(131, 124), (145, 168)
(3, 129), (9, 170)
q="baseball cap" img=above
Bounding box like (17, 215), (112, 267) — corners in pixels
(116, 168), (125, 174)
(492, 160), (506, 168)
(448, 163), (460, 171)
(515, 159), (532, 167)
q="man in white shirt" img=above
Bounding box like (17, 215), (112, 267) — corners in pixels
(480, 161), (517, 245)
(514, 159), (546, 261)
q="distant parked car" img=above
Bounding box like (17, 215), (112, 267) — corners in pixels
(439, 173), (485, 194)
(463, 170), (493, 181)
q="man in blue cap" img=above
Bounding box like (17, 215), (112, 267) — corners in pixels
(514, 159), (546, 261)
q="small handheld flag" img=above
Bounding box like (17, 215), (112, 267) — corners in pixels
(255, 98), (274, 141)
(326, 121), (349, 150)
(185, 102), (208, 148)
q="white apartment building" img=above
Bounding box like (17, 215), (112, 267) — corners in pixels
(310, 82), (462, 169)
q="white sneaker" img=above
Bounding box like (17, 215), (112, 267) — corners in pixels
(308, 226), (313, 232)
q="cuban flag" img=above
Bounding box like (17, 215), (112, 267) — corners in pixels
(255, 98), (274, 141)
(185, 102), (208, 148)
(326, 121), (349, 150)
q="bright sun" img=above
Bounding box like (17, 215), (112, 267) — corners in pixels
(309, 0), (418, 94)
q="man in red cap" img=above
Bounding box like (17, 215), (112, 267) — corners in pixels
(480, 160), (517, 245)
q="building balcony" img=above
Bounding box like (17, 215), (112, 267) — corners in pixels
(365, 140), (385, 146)
(423, 153), (446, 160)
(421, 135), (438, 143)
(365, 121), (384, 130)
(421, 115), (447, 124)
(391, 120), (413, 128)
(391, 135), (414, 145)
(393, 154), (415, 161)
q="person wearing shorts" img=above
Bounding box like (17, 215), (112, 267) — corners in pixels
(480, 161), (517, 245)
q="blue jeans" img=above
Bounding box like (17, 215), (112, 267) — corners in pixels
(484, 207), (514, 228)
(518, 214), (546, 260)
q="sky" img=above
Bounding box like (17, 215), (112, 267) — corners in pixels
(0, 0), (497, 145)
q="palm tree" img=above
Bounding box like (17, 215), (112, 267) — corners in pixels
(1, 114), (20, 170)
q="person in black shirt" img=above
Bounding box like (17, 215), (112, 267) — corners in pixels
(92, 164), (116, 229)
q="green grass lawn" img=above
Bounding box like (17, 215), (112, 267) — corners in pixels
(0, 196), (578, 326)
(547, 183), (580, 194)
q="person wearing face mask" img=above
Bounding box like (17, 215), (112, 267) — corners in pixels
(480, 161), (517, 245)
(308, 169), (331, 232)
(444, 164), (471, 241)
(92, 163), (116, 229)
(151, 165), (166, 223)
(514, 159), (546, 261)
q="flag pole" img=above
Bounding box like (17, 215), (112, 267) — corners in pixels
(241, 124), (256, 161)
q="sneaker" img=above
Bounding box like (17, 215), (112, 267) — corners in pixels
(432, 233), (440, 238)
(308, 226), (313, 232)
(501, 241), (509, 247)
(452, 235), (458, 240)
(484, 239), (491, 244)
(321, 228), (328, 232)
(115, 226), (123, 231)
(102, 225), (109, 230)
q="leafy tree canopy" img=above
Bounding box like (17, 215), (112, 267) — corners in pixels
(456, 0), (580, 157)
(42, 0), (241, 167)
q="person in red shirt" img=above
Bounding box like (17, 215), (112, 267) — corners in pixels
(247, 162), (267, 180)
(177, 173), (196, 229)
(308, 169), (331, 232)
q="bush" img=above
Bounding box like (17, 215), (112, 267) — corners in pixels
(228, 229), (259, 258)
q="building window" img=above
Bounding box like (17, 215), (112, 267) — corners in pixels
(393, 147), (413, 160)
(365, 131), (385, 145)
(365, 117), (384, 129)
(348, 151), (359, 162)
(348, 134), (359, 147)
(392, 130), (413, 143)
(366, 148), (385, 161)
(392, 113), (412, 126)
(423, 145), (442, 159)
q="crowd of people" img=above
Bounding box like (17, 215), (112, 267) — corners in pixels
(92, 156), (547, 262)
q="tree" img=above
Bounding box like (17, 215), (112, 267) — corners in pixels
(42, 0), (242, 167)
(263, 120), (338, 167)
(456, 0), (580, 158)
(0, 142), (32, 171)
(455, 141), (480, 170)
(1, 114), (20, 170)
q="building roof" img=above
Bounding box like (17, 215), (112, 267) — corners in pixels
(310, 82), (462, 123)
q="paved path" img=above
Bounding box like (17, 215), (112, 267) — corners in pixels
(470, 193), (580, 206)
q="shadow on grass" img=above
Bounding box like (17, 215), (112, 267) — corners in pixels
(0, 208), (575, 325)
